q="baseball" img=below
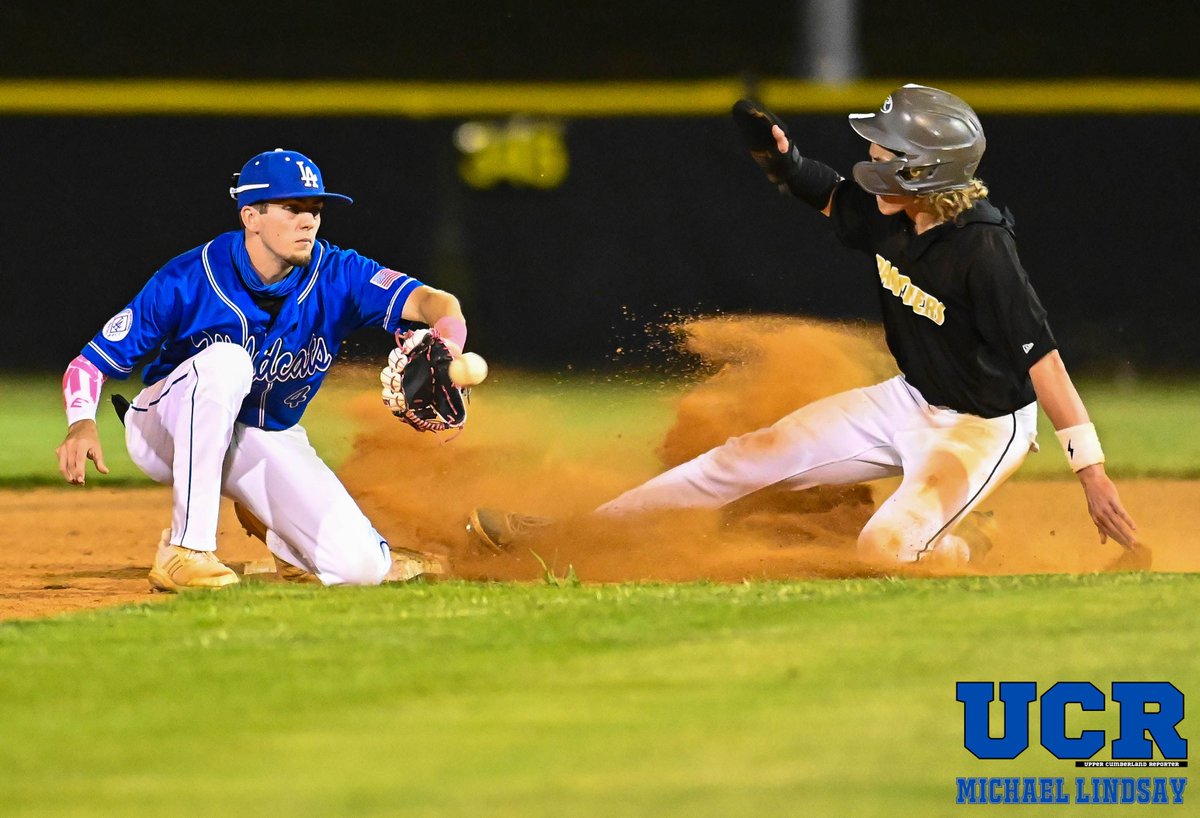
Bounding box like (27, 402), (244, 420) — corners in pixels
(449, 352), (489, 387)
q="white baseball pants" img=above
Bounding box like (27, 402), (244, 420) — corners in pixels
(597, 375), (1038, 563)
(123, 342), (391, 585)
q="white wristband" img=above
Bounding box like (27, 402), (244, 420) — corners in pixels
(1055, 422), (1105, 472)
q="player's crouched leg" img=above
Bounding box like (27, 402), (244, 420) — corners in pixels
(126, 341), (255, 486)
(191, 341), (255, 405)
(310, 511), (392, 586)
(223, 424), (402, 586)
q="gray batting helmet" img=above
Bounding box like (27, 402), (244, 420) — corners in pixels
(848, 84), (985, 196)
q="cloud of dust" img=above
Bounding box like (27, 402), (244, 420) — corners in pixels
(658, 315), (897, 465)
(335, 316), (948, 582)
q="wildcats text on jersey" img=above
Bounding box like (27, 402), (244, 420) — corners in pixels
(876, 254), (946, 325)
(255, 335), (333, 384)
(191, 331), (332, 384)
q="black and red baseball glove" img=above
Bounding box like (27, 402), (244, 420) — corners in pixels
(380, 329), (468, 433)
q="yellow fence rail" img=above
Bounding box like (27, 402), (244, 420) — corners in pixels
(2, 79), (1200, 116)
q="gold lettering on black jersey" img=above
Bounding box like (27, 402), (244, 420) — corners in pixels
(876, 255), (946, 325)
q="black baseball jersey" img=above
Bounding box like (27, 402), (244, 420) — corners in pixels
(829, 180), (1057, 418)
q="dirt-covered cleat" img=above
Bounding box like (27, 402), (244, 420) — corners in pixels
(465, 507), (555, 552)
(272, 554), (321, 584)
(955, 510), (998, 564)
(386, 546), (448, 582)
(148, 529), (240, 592)
(233, 502), (268, 543)
(232, 504), (318, 582)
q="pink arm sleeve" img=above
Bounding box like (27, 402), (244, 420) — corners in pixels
(433, 315), (468, 356)
(63, 355), (107, 426)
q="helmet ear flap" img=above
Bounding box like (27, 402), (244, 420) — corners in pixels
(852, 158), (911, 196)
(849, 85), (985, 195)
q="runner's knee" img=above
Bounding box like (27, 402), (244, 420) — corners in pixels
(857, 518), (905, 563)
(858, 509), (938, 564)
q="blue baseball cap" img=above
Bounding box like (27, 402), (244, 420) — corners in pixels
(229, 148), (353, 207)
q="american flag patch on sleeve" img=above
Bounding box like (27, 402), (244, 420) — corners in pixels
(370, 269), (404, 289)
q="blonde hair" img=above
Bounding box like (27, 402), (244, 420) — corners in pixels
(920, 179), (989, 222)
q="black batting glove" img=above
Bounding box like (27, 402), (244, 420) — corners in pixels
(731, 98), (802, 185)
(731, 98), (842, 210)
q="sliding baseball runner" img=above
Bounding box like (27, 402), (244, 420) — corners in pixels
(469, 85), (1139, 563)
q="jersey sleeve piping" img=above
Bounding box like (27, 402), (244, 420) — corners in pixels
(383, 278), (422, 330)
(84, 341), (135, 376)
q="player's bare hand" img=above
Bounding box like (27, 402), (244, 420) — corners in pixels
(1077, 464), (1137, 548)
(771, 124), (789, 154)
(56, 419), (109, 485)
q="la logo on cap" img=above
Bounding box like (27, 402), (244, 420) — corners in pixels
(298, 162), (319, 189)
(229, 148), (353, 207)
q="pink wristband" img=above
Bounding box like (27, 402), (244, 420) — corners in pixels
(63, 354), (106, 426)
(433, 316), (467, 354)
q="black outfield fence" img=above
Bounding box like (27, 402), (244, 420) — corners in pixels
(1, 108), (1193, 373)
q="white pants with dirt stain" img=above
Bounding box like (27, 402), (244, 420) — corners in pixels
(122, 342), (391, 585)
(596, 375), (1038, 563)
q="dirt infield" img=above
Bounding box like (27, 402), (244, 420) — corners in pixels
(2, 477), (1195, 622)
(5, 317), (1196, 621)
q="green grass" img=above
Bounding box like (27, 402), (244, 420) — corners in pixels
(4, 370), (1200, 484)
(0, 369), (684, 487)
(0, 574), (1193, 817)
(3, 370), (1195, 815)
(1022, 379), (1200, 479)
(0, 371), (365, 487)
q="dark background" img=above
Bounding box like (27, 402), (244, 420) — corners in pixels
(1, 1), (1195, 374)
(1, 113), (1192, 373)
(0, 1), (1194, 80)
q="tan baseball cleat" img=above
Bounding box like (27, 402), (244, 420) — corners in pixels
(272, 554), (321, 584)
(233, 502), (268, 543)
(386, 545), (447, 582)
(465, 507), (555, 552)
(148, 529), (240, 592)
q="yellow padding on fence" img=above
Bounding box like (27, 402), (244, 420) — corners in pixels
(2, 79), (1200, 116)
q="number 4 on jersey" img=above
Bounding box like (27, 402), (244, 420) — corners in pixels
(283, 385), (312, 408)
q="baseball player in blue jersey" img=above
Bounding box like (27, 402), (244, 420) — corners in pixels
(56, 148), (470, 590)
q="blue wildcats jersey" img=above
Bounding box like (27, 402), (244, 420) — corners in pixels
(82, 230), (424, 430)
